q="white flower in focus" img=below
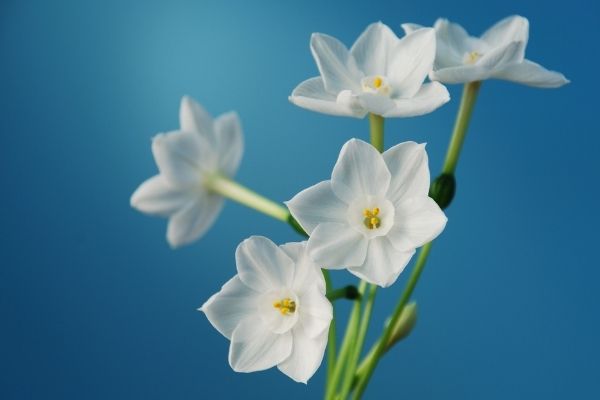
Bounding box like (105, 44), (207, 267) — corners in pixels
(289, 22), (450, 118)
(402, 16), (569, 87)
(200, 237), (332, 383)
(287, 139), (447, 287)
(130, 96), (243, 248)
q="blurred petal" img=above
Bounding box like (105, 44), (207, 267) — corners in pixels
(350, 22), (399, 76)
(387, 197), (447, 251)
(214, 111), (244, 176)
(166, 194), (223, 248)
(236, 236), (295, 292)
(349, 237), (415, 287)
(200, 276), (259, 340)
(383, 142), (430, 201)
(130, 175), (192, 217)
(383, 82), (449, 117)
(388, 28), (436, 98)
(493, 59), (570, 88)
(277, 329), (328, 384)
(481, 15), (529, 53)
(307, 223), (368, 269)
(289, 77), (366, 117)
(179, 96), (215, 139)
(331, 139), (391, 202)
(229, 318), (292, 373)
(310, 33), (363, 93)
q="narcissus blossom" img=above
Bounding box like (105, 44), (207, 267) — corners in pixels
(200, 237), (332, 383)
(289, 22), (450, 118)
(130, 96), (243, 248)
(287, 139), (447, 287)
(402, 16), (569, 87)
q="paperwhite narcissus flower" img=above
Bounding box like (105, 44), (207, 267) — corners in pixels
(289, 22), (450, 118)
(130, 96), (243, 248)
(402, 16), (569, 87)
(287, 139), (447, 287)
(200, 237), (332, 383)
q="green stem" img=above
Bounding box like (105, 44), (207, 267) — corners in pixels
(442, 81), (481, 175)
(369, 114), (384, 152)
(324, 270), (337, 396)
(352, 243), (433, 399)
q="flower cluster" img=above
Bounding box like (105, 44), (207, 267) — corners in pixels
(130, 15), (567, 393)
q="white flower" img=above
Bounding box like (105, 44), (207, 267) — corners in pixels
(289, 22), (450, 118)
(200, 237), (332, 383)
(402, 16), (569, 87)
(286, 139), (447, 287)
(130, 96), (243, 248)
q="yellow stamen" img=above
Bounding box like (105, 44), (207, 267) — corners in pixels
(363, 207), (381, 229)
(467, 51), (481, 64)
(273, 298), (296, 315)
(373, 76), (383, 88)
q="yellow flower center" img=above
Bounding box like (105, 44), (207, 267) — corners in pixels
(273, 298), (296, 315)
(363, 207), (381, 230)
(466, 51), (482, 64)
(373, 76), (383, 88)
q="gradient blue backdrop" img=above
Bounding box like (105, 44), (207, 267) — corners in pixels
(2, 0), (598, 398)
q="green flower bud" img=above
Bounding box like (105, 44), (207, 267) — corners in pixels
(429, 173), (456, 209)
(385, 302), (418, 351)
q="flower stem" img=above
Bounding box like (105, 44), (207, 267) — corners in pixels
(442, 81), (481, 175)
(369, 114), (385, 152)
(323, 270), (337, 394)
(326, 285), (361, 302)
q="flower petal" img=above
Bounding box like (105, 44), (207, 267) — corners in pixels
(229, 318), (292, 373)
(492, 59), (570, 88)
(357, 93), (396, 116)
(387, 28), (436, 98)
(214, 111), (244, 176)
(179, 96), (215, 139)
(297, 286), (332, 338)
(236, 236), (295, 292)
(280, 242), (326, 295)
(383, 142), (430, 201)
(350, 22), (399, 76)
(286, 180), (348, 235)
(200, 276), (259, 340)
(383, 82), (449, 118)
(289, 77), (366, 117)
(387, 197), (447, 252)
(166, 194), (224, 248)
(277, 329), (328, 384)
(481, 15), (529, 52)
(331, 139), (391, 202)
(130, 175), (192, 217)
(401, 23), (425, 35)
(310, 33), (363, 94)
(349, 237), (415, 287)
(307, 223), (369, 269)
(433, 18), (475, 69)
(151, 130), (214, 186)
(429, 64), (491, 84)
(478, 40), (525, 70)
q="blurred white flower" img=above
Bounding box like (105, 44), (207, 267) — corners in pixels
(130, 96), (243, 248)
(287, 139), (447, 287)
(289, 22), (449, 118)
(402, 16), (569, 87)
(200, 237), (332, 383)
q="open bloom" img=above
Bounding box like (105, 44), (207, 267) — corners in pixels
(289, 22), (449, 118)
(402, 16), (569, 87)
(130, 96), (243, 248)
(200, 237), (332, 383)
(287, 139), (447, 287)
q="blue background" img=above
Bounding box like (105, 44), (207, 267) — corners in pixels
(1, 0), (598, 398)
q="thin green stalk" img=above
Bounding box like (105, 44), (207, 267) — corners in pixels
(327, 285), (360, 302)
(323, 270), (337, 395)
(442, 81), (481, 175)
(369, 114), (385, 152)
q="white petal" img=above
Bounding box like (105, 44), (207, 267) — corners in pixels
(387, 197), (447, 252)
(229, 318), (292, 373)
(236, 236), (295, 292)
(130, 175), (192, 217)
(307, 223), (368, 269)
(151, 130), (214, 186)
(166, 194), (223, 248)
(492, 59), (570, 88)
(200, 276), (259, 340)
(433, 19), (473, 69)
(286, 181), (348, 235)
(179, 96), (215, 138)
(297, 286), (332, 338)
(383, 142), (430, 201)
(214, 111), (244, 176)
(310, 33), (363, 94)
(478, 41), (525, 70)
(481, 15), (529, 52)
(331, 139), (391, 202)
(349, 237), (415, 287)
(430, 64), (491, 84)
(357, 93), (396, 116)
(383, 82), (450, 118)
(289, 77), (367, 117)
(401, 23), (425, 35)
(280, 242), (326, 295)
(277, 329), (328, 384)
(387, 28), (436, 98)
(350, 22), (399, 76)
